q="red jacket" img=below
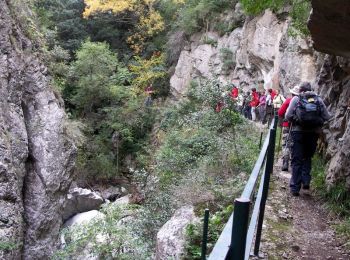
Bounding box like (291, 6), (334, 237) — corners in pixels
(271, 89), (277, 100)
(250, 91), (259, 107)
(278, 97), (292, 127)
(230, 87), (239, 99)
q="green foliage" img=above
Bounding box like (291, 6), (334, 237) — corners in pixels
(175, 0), (235, 34)
(68, 40), (119, 113)
(0, 241), (18, 252)
(239, 0), (285, 15)
(34, 0), (88, 53)
(220, 48), (235, 75)
(311, 154), (350, 216)
(239, 0), (311, 36)
(311, 154), (350, 247)
(54, 204), (152, 259)
(289, 0), (311, 36)
(138, 78), (260, 251)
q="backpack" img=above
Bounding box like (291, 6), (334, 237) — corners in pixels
(293, 93), (325, 128)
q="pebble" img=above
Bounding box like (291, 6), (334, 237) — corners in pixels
(291, 245), (300, 252)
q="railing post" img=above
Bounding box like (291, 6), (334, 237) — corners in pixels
(201, 209), (210, 260)
(259, 131), (263, 149)
(253, 125), (277, 256)
(229, 198), (250, 260)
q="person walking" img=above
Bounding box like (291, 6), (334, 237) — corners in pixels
(250, 88), (259, 121)
(285, 82), (331, 196)
(258, 90), (267, 124)
(273, 89), (286, 110)
(278, 86), (299, 171)
(242, 91), (252, 119)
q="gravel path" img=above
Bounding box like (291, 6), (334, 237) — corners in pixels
(257, 159), (350, 260)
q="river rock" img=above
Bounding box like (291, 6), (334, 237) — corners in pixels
(62, 188), (104, 221)
(156, 205), (198, 260)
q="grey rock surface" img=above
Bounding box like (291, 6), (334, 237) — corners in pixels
(156, 205), (198, 260)
(0, 1), (76, 259)
(62, 188), (104, 221)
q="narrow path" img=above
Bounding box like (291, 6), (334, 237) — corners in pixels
(258, 158), (350, 260)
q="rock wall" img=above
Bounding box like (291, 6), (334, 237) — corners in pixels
(0, 1), (76, 259)
(308, 0), (350, 189)
(170, 9), (317, 97)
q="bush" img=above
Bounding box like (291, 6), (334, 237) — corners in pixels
(54, 204), (152, 259)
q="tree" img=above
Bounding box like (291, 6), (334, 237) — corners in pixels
(83, 0), (165, 53)
(69, 40), (119, 113)
(129, 53), (167, 94)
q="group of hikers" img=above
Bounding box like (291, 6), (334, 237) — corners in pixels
(226, 81), (331, 196)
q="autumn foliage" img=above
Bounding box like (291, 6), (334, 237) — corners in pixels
(84, 0), (165, 53)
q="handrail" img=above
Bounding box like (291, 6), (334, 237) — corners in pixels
(207, 115), (278, 260)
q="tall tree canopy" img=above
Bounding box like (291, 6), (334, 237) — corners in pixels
(83, 0), (165, 53)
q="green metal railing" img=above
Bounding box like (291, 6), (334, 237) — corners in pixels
(203, 115), (278, 260)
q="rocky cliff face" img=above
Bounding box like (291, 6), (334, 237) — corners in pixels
(170, 8), (317, 97)
(309, 0), (350, 189)
(170, 5), (350, 189)
(0, 1), (76, 259)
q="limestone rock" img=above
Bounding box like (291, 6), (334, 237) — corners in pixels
(62, 188), (104, 221)
(0, 2), (76, 259)
(156, 205), (198, 260)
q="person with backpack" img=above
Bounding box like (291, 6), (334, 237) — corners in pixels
(285, 82), (331, 196)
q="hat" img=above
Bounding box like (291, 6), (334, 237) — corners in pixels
(289, 85), (300, 96)
(299, 82), (312, 92)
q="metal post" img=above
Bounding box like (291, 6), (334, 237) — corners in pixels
(201, 209), (210, 260)
(253, 127), (277, 256)
(230, 198), (250, 260)
(259, 131), (263, 149)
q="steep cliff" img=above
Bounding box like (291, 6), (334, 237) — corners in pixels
(170, 8), (317, 97)
(0, 1), (76, 259)
(170, 5), (350, 189)
(309, 0), (350, 189)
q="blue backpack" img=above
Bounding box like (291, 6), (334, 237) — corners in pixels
(293, 93), (325, 128)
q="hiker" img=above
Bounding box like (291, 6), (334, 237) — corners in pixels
(265, 89), (274, 125)
(250, 88), (260, 121)
(278, 85), (299, 171)
(230, 85), (239, 99)
(145, 83), (154, 106)
(269, 88), (277, 100)
(273, 89), (286, 110)
(258, 90), (267, 124)
(242, 91), (252, 119)
(285, 82), (331, 196)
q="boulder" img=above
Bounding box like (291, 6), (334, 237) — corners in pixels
(113, 194), (131, 206)
(63, 210), (105, 228)
(156, 205), (198, 260)
(99, 186), (121, 201)
(62, 188), (104, 221)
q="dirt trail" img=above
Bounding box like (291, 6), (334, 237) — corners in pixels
(258, 159), (350, 260)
